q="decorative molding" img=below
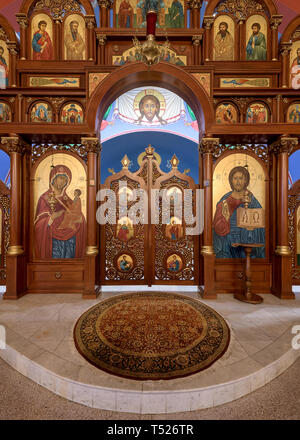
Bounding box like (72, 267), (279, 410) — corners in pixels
(274, 246), (291, 256)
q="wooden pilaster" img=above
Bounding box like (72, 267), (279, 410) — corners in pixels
(271, 135), (298, 299)
(1, 136), (28, 299)
(280, 43), (292, 89)
(82, 137), (101, 299)
(16, 13), (28, 60)
(199, 137), (219, 299)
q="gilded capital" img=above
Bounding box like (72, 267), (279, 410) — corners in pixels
(270, 15), (283, 31)
(188, 0), (203, 9)
(199, 137), (220, 154)
(270, 136), (298, 155)
(85, 15), (96, 30)
(81, 137), (102, 153)
(280, 42), (292, 57)
(1, 137), (28, 154)
(97, 34), (107, 46)
(16, 13), (28, 29)
(98, 0), (113, 8)
(192, 35), (202, 45)
(7, 41), (18, 56)
(203, 16), (215, 30)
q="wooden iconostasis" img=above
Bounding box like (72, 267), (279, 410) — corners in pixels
(0, 0), (299, 299)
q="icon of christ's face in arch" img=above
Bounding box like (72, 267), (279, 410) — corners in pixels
(140, 96), (159, 121)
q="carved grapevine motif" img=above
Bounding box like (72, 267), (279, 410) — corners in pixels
(33, 0), (82, 19)
(213, 144), (269, 164)
(31, 143), (88, 163)
(0, 192), (10, 281)
(216, 0), (268, 20)
(288, 194), (300, 277)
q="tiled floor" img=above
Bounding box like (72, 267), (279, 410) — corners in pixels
(0, 287), (299, 414)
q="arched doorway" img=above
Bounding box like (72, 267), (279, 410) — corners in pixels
(88, 64), (212, 287)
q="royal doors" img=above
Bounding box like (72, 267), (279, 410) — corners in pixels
(100, 146), (200, 286)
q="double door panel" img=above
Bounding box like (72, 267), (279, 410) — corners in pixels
(100, 153), (199, 286)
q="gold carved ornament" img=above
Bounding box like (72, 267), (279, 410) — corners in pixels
(215, 0), (267, 21)
(33, 0), (81, 20)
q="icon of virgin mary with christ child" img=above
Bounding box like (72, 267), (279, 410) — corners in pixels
(34, 165), (86, 259)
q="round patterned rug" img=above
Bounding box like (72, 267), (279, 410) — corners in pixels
(74, 292), (230, 380)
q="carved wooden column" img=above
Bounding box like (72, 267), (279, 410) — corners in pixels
(98, 0), (111, 28)
(188, 0), (202, 29)
(238, 19), (245, 60)
(7, 42), (18, 88)
(97, 34), (107, 65)
(192, 35), (202, 65)
(270, 16), (282, 61)
(276, 95), (282, 123)
(280, 43), (292, 89)
(203, 16), (214, 62)
(16, 13), (28, 60)
(85, 16), (96, 61)
(54, 18), (62, 60)
(1, 136), (27, 299)
(199, 137), (219, 299)
(271, 136), (298, 299)
(82, 137), (101, 299)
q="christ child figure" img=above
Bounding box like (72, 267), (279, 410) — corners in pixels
(58, 189), (83, 231)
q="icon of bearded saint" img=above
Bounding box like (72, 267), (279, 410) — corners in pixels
(64, 20), (85, 60)
(214, 22), (234, 61)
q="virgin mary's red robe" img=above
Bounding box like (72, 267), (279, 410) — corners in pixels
(34, 189), (86, 258)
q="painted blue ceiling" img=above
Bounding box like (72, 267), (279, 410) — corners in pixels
(101, 131), (199, 184)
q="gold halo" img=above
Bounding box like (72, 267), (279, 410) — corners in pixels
(133, 89), (166, 117)
(137, 151), (162, 166)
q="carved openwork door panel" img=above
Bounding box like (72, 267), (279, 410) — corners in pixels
(152, 170), (199, 285)
(0, 182), (10, 285)
(288, 180), (300, 285)
(100, 159), (148, 284)
(100, 147), (199, 286)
